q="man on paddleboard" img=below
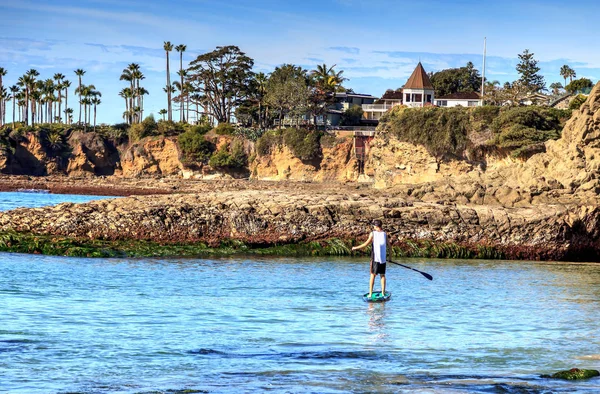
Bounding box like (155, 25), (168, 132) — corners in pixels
(352, 219), (388, 299)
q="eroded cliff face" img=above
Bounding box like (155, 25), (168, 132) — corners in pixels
(66, 131), (121, 176)
(251, 138), (359, 182)
(120, 137), (184, 177)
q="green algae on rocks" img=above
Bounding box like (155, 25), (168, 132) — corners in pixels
(541, 368), (600, 380)
(0, 231), (508, 259)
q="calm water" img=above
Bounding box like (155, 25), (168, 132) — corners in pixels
(1, 194), (600, 393)
(0, 191), (114, 211)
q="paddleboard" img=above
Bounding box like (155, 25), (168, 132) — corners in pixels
(362, 291), (391, 302)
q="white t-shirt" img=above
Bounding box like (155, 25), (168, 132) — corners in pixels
(372, 231), (387, 263)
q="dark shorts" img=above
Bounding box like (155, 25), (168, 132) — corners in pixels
(371, 261), (386, 275)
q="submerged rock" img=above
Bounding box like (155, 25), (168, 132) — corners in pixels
(542, 368), (600, 380)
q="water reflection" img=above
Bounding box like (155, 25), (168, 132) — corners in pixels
(367, 302), (389, 343)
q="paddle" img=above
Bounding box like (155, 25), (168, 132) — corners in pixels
(388, 260), (433, 281)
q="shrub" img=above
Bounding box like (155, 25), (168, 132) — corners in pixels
(489, 107), (563, 158)
(282, 127), (321, 161)
(190, 123), (212, 135)
(177, 128), (215, 163)
(215, 123), (235, 135)
(340, 105), (364, 126)
(255, 129), (283, 156)
(569, 94), (588, 111)
(320, 134), (342, 149)
(128, 123), (147, 142)
(157, 120), (185, 136)
(208, 140), (247, 169)
(389, 107), (469, 159)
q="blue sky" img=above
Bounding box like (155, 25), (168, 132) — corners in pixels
(1, 0), (599, 124)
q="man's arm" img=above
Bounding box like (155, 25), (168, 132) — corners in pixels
(352, 232), (373, 251)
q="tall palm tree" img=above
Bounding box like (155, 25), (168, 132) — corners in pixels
(62, 80), (71, 124)
(74, 69), (86, 124)
(65, 108), (74, 124)
(164, 41), (174, 121)
(175, 44), (186, 122)
(10, 85), (18, 126)
(0, 87), (9, 128)
(53, 73), (65, 122)
(0, 67), (6, 127)
(119, 87), (132, 124)
(137, 86), (149, 120)
(560, 65), (574, 87)
(91, 97), (101, 131)
(254, 72), (268, 128)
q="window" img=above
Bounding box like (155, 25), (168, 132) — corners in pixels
(426, 94), (432, 103)
(405, 94), (411, 102)
(414, 94), (422, 102)
(437, 100), (447, 107)
(468, 101), (479, 107)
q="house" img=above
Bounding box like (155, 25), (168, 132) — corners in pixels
(402, 62), (435, 107)
(435, 92), (482, 107)
(362, 90), (403, 122)
(276, 91), (377, 127)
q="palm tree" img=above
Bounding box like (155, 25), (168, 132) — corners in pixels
(10, 85), (18, 126)
(62, 80), (71, 124)
(53, 73), (65, 122)
(0, 87), (9, 127)
(560, 65), (575, 87)
(74, 69), (86, 124)
(175, 44), (187, 122)
(91, 97), (101, 131)
(119, 87), (133, 124)
(254, 72), (268, 128)
(164, 41), (174, 121)
(65, 108), (73, 124)
(159, 109), (167, 121)
(0, 67), (6, 127)
(137, 86), (149, 120)
(568, 68), (576, 84)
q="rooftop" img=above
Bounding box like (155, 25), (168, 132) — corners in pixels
(403, 62), (434, 90)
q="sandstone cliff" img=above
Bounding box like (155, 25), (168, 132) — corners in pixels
(251, 137), (359, 182)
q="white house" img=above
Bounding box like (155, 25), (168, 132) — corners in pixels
(435, 92), (482, 107)
(402, 62), (435, 107)
(362, 89), (403, 122)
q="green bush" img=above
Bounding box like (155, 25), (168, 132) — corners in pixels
(215, 123), (235, 135)
(569, 94), (588, 111)
(490, 106), (563, 158)
(177, 128), (215, 163)
(157, 120), (185, 136)
(282, 127), (321, 161)
(190, 123), (212, 135)
(255, 129), (283, 156)
(389, 107), (469, 159)
(209, 140), (247, 169)
(340, 105), (364, 126)
(320, 134), (342, 149)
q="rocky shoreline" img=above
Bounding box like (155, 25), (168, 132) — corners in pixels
(1, 181), (600, 261)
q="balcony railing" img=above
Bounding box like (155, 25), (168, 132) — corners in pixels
(361, 103), (400, 112)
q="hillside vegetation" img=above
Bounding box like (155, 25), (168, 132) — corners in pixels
(379, 105), (571, 160)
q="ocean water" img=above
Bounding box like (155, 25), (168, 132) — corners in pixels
(0, 190), (114, 211)
(1, 193), (600, 393)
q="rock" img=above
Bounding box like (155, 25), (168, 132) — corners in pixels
(542, 368), (600, 380)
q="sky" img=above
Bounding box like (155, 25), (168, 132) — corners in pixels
(1, 0), (599, 124)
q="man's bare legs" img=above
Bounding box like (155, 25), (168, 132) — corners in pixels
(369, 273), (376, 298)
(381, 275), (386, 295)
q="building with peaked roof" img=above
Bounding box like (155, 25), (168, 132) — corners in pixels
(403, 62), (435, 107)
(435, 92), (482, 107)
